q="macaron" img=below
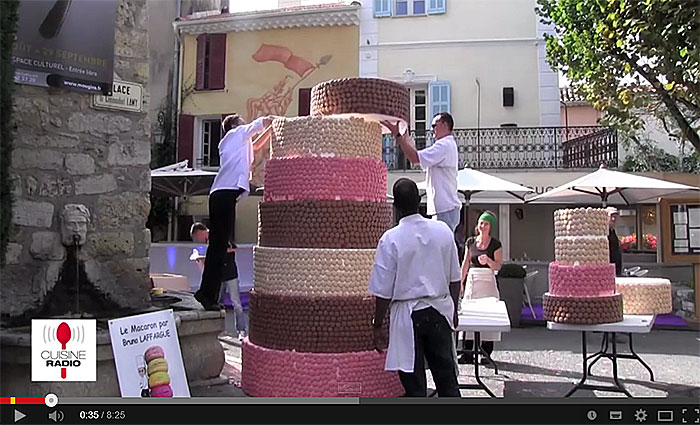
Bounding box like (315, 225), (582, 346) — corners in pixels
(149, 371), (170, 388)
(144, 346), (165, 362)
(147, 358), (168, 375)
(150, 384), (173, 398)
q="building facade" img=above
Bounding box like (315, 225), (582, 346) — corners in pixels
(172, 3), (360, 242)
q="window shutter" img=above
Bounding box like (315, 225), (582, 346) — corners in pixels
(208, 34), (226, 90)
(374, 0), (391, 17)
(427, 0), (446, 14)
(177, 114), (195, 164)
(196, 35), (206, 91)
(298, 88), (311, 116)
(429, 81), (451, 118)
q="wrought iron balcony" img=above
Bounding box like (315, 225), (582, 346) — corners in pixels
(383, 126), (618, 171)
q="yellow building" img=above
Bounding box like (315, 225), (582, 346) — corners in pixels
(172, 3), (360, 242)
(361, 0), (559, 132)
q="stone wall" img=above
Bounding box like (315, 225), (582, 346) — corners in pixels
(2, 0), (152, 318)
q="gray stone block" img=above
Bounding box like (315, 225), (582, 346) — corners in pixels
(12, 149), (64, 170)
(87, 232), (135, 256)
(12, 200), (54, 228)
(5, 243), (23, 265)
(75, 175), (118, 195)
(39, 176), (73, 197)
(97, 192), (150, 229)
(30, 232), (65, 261)
(107, 141), (150, 166)
(65, 154), (96, 175)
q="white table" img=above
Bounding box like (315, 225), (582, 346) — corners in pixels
(456, 298), (511, 397)
(547, 315), (655, 397)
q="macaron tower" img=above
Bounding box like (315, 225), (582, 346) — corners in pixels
(145, 346), (173, 397)
(241, 78), (410, 397)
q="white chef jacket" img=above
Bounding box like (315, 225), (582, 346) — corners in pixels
(368, 214), (462, 372)
(209, 116), (265, 197)
(417, 134), (460, 216)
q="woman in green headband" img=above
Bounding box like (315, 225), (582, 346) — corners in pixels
(458, 210), (503, 364)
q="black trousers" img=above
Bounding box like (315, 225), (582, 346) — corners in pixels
(398, 307), (460, 397)
(196, 189), (243, 304)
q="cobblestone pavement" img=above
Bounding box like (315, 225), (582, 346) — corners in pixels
(191, 325), (700, 398)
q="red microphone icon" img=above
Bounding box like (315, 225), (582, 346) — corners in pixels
(56, 322), (71, 379)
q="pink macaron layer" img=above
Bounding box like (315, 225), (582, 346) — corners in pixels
(263, 157), (387, 203)
(549, 262), (616, 297)
(241, 339), (404, 397)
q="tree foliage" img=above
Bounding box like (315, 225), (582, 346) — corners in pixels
(0, 0), (19, 266)
(537, 0), (700, 151)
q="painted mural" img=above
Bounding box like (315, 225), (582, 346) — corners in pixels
(247, 44), (332, 186)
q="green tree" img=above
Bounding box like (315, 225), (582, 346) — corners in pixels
(537, 0), (700, 151)
(0, 0), (19, 266)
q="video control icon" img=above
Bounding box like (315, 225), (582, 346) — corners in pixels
(635, 409), (648, 423)
(48, 410), (64, 423)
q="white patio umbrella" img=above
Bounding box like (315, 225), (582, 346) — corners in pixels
(151, 160), (218, 240)
(525, 165), (699, 206)
(417, 167), (534, 231)
(151, 160), (217, 198)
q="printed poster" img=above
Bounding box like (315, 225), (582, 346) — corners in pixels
(108, 310), (190, 397)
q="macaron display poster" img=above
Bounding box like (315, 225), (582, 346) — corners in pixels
(108, 309), (190, 397)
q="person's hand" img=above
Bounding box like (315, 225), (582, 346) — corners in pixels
(380, 120), (401, 137)
(478, 254), (489, 265)
(373, 327), (388, 352)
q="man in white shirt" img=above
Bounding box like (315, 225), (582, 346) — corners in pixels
(195, 114), (273, 310)
(369, 178), (462, 397)
(382, 112), (461, 232)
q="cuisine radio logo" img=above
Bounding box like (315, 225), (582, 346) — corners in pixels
(32, 319), (96, 381)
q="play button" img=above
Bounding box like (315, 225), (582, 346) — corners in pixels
(14, 409), (26, 423)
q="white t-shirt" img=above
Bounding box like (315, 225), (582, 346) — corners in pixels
(368, 214), (461, 372)
(417, 134), (460, 216)
(209, 117), (265, 196)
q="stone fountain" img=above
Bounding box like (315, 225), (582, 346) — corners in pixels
(0, 0), (224, 397)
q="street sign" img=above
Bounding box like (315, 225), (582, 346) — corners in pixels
(93, 80), (143, 113)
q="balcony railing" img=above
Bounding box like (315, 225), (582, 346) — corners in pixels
(383, 126), (618, 171)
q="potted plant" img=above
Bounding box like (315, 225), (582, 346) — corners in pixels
(497, 263), (527, 327)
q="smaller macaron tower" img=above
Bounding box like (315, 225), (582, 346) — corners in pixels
(144, 346), (173, 397)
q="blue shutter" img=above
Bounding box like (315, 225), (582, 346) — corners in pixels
(428, 0), (446, 14)
(429, 81), (451, 118)
(374, 0), (391, 17)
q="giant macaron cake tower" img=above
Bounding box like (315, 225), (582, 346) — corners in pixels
(241, 78), (410, 397)
(543, 208), (624, 324)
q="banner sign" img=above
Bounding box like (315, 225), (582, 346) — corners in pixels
(108, 310), (190, 398)
(13, 0), (119, 95)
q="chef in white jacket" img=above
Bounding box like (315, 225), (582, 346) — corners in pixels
(369, 178), (462, 397)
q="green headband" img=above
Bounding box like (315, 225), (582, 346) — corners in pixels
(478, 212), (496, 228)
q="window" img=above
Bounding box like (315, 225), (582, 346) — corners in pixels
(429, 80), (451, 118)
(427, 0), (445, 14)
(375, 0), (443, 16)
(196, 34), (226, 91)
(396, 0), (408, 15)
(615, 207), (659, 253)
(374, 0), (391, 17)
(396, 87), (427, 169)
(395, 0), (426, 15)
(201, 119), (221, 167)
